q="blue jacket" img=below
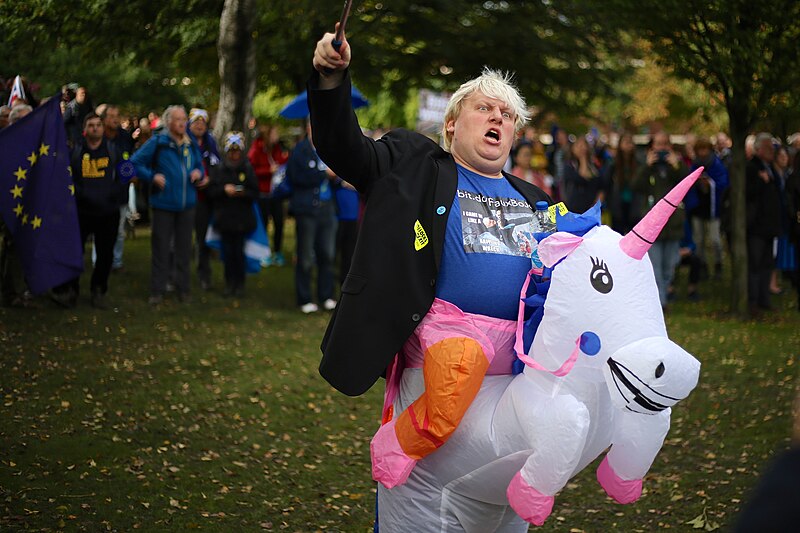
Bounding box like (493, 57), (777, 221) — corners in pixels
(285, 137), (333, 216)
(688, 155), (729, 218)
(131, 132), (204, 211)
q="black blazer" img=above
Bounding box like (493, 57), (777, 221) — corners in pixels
(309, 70), (550, 396)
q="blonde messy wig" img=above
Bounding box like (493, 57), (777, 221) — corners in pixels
(441, 67), (530, 151)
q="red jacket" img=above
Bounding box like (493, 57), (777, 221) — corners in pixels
(248, 137), (288, 194)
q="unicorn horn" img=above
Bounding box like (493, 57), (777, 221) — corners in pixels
(619, 167), (704, 260)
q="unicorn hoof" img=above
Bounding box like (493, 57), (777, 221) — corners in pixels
(507, 471), (555, 526)
(596, 456), (643, 504)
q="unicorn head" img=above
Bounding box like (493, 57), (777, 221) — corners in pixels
(524, 169), (704, 413)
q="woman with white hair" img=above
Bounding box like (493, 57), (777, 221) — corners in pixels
(131, 105), (205, 305)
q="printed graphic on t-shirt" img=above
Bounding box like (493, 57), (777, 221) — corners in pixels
(82, 153), (110, 179)
(457, 189), (536, 256)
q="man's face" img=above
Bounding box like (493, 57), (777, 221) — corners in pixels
(446, 91), (516, 176)
(84, 118), (104, 142)
(757, 140), (775, 163)
(103, 108), (120, 132)
(76, 88), (86, 103)
(168, 109), (188, 137)
(189, 118), (207, 138)
(227, 147), (242, 163)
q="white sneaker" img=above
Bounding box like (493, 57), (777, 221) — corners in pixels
(323, 298), (337, 311)
(300, 302), (319, 314)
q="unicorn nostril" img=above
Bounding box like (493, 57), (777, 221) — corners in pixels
(655, 362), (665, 378)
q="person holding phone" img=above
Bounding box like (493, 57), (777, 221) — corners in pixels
(208, 132), (258, 297)
(633, 131), (688, 309)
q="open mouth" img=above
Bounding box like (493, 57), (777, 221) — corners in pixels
(606, 359), (681, 413)
(484, 129), (501, 143)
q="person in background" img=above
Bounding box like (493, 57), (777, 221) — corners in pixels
(772, 145), (795, 295)
(131, 105), (205, 305)
(547, 126), (570, 201)
(609, 132), (639, 235)
(335, 180), (360, 288)
(285, 120), (339, 314)
(101, 105), (136, 274)
(687, 137), (729, 279)
(52, 113), (128, 309)
(562, 135), (603, 214)
(0, 105), (10, 129)
(187, 108), (220, 290)
(63, 86), (93, 148)
(715, 132), (733, 169)
(132, 118), (153, 224)
(208, 132), (258, 297)
(786, 152), (800, 311)
(633, 131), (688, 310)
(8, 104), (32, 123)
(745, 133), (782, 315)
(248, 123), (289, 267)
(512, 140), (552, 196)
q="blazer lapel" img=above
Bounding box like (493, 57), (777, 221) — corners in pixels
(432, 154), (458, 273)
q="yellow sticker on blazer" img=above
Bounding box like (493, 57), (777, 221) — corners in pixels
(414, 220), (429, 251)
(239, 173), (246, 182)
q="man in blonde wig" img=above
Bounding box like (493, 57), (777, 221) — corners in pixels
(310, 27), (550, 531)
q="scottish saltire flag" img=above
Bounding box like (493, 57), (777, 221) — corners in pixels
(205, 205), (271, 273)
(0, 97), (83, 293)
(7, 75), (26, 106)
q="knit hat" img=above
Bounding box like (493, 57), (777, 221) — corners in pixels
(223, 131), (245, 152)
(188, 108), (209, 124)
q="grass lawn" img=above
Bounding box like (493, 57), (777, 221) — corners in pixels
(1, 221), (798, 532)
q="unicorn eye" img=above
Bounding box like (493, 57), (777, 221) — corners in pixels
(590, 257), (613, 294)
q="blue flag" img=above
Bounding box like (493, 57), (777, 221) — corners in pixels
(0, 97), (83, 294)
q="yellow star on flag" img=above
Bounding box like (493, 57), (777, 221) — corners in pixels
(31, 216), (42, 230)
(68, 184), (75, 195)
(14, 167), (27, 181)
(39, 143), (50, 156)
(27, 151), (38, 166)
(21, 213), (29, 225)
(10, 184), (23, 199)
(13, 204), (23, 217)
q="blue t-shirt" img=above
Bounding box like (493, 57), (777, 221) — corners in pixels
(435, 165), (536, 319)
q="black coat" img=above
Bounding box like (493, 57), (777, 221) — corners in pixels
(745, 156), (782, 237)
(308, 70), (550, 396)
(207, 158), (258, 233)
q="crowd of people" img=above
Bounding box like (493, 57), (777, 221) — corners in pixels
(0, 80), (360, 312)
(1, 76), (799, 315)
(504, 126), (800, 313)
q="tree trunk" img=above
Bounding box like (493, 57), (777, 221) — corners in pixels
(215, 0), (257, 140)
(727, 111), (749, 317)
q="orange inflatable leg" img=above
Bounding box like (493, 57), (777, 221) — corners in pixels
(394, 336), (490, 460)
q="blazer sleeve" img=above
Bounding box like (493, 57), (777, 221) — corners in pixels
(308, 70), (404, 195)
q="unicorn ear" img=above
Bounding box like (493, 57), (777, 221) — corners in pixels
(538, 232), (584, 267)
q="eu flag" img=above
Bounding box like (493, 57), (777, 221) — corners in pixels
(0, 97), (82, 294)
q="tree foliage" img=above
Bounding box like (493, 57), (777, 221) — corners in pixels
(597, 0), (800, 315)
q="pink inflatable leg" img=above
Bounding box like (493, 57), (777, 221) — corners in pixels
(596, 455), (643, 504)
(506, 471), (555, 526)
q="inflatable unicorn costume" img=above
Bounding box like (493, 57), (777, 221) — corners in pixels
(370, 169), (704, 531)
